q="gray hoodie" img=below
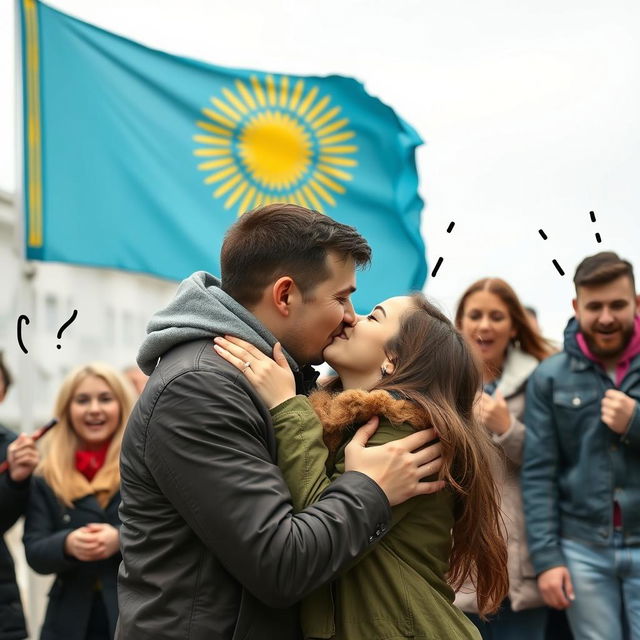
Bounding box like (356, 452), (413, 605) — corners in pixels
(137, 271), (299, 375)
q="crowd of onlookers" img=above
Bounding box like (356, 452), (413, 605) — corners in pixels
(1, 248), (638, 640)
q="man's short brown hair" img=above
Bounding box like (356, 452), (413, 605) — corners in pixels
(221, 203), (371, 307)
(573, 251), (636, 292)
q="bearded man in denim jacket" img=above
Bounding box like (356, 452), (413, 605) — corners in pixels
(523, 251), (640, 640)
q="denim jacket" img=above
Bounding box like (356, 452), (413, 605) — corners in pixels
(522, 318), (640, 575)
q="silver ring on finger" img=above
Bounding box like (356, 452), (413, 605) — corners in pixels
(242, 361), (252, 372)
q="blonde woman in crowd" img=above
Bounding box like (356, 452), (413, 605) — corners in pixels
(455, 278), (554, 640)
(23, 364), (134, 640)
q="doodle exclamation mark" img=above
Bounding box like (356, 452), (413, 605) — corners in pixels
(590, 211), (601, 243)
(430, 222), (455, 278)
(537, 228), (565, 276)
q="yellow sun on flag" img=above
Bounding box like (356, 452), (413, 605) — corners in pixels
(193, 74), (358, 215)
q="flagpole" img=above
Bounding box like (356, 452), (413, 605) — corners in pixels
(14, 0), (42, 632)
(14, 0), (37, 436)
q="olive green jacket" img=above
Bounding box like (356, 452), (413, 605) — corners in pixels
(271, 390), (480, 640)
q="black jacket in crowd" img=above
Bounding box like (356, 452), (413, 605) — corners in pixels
(117, 338), (391, 640)
(23, 477), (122, 640)
(0, 426), (29, 640)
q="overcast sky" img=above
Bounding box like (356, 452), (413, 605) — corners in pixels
(1, 0), (639, 341)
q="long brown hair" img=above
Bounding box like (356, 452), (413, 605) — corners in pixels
(375, 293), (508, 617)
(455, 277), (554, 362)
(37, 363), (135, 507)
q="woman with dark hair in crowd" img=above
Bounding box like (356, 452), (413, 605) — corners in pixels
(23, 363), (134, 640)
(214, 292), (509, 639)
(454, 278), (556, 640)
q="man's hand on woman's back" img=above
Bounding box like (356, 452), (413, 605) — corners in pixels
(345, 420), (444, 506)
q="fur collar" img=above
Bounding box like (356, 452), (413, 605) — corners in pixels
(309, 389), (428, 452)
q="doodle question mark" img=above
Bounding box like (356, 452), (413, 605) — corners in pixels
(57, 310), (78, 349)
(16, 310), (79, 353)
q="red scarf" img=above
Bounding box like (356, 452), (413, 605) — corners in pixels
(75, 440), (111, 482)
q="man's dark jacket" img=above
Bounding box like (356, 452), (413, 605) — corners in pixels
(0, 426), (29, 640)
(116, 272), (391, 640)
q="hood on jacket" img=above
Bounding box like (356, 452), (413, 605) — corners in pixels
(563, 316), (584, 360)
(137, 271), (299, 375)
(564, 314), (640, 355)
(496, 346), (540, 399)
(573, 314), (640, 386)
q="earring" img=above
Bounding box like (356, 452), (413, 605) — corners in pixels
(380, 365), (388, 378)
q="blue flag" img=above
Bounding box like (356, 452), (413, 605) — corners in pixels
(20, 0), (426, 312)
